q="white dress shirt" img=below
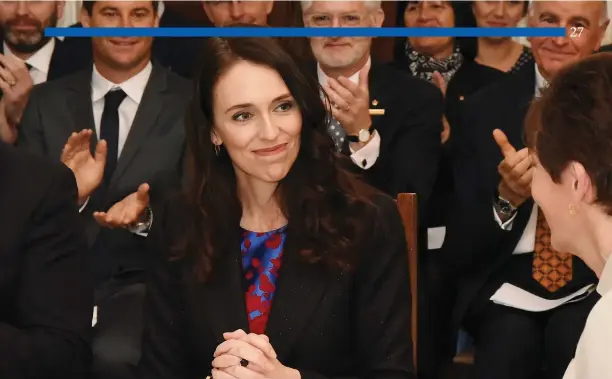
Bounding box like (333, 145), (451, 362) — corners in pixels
(563, 258), (612, 379)
(91, 61), (152, 158)
(317, 58), (381, 170)
(3, 38), (55, 85)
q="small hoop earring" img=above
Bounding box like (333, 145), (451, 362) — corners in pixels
(214, 144), (220, 156)
(568, 204), (577, 215)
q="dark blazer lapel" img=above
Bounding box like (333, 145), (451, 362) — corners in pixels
(265, 230), (336, 361)
(65, 68), (98, 153)
(109, 64), (166, 187)
(194, 230), (250, 341)
(367, 61), (388, 135)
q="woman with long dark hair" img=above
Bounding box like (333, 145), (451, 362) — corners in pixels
(137, 36), (415, 379)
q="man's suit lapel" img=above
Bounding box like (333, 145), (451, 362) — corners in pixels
(109, 64), (167, 187)
(264, 230), (337, 361)
(367, 61), (387, 134)
(66, 68), (98, 153)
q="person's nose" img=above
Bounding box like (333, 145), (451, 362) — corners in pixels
(16, 1), (29, 16)
(229, 1), (245, 20)
(259, 116), (281, 141)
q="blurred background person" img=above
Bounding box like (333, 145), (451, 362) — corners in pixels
(525, 51), (612, 379)
(0, 142), (92, 379)
(393, 2), (475, 376)
(0, 0), (88, 144)
(448, 1), (608, 379)
(16, 1), (191, 378)
(138, 36), (415, 379)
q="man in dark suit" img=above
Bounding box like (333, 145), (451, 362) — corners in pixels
(448, 2), (608, 378)
(0, 142), (93, 379)
(0, 0), (89, 144)
(16, 1), (191, 378)
(301, 0), (443, 214)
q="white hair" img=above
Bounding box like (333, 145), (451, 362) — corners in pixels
(300, 0), (382, 13)
(527, 0), (609, 26)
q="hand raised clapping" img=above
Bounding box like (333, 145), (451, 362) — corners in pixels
(0, 54), (34, 126)
(61, 129), (107, 205)
(212, 329), (299, 379)
(93, 183), (150, 229)
(322, 60), (372, 137)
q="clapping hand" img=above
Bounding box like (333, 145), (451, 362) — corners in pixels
(211, 329), (299, 379)
(494, 129), (533, 207)
(93, 183), (150, 228)
(0, 54), (34, 126)
(61, 129), (107, 205)
(432, 71), (450, 144)
(322, 60), (372, 138)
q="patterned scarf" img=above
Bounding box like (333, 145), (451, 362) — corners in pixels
(404, 39), (463, 84)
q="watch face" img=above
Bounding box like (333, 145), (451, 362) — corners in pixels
(358, 129), (370, 143)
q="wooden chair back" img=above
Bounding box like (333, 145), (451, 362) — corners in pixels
(396, 193), (418, 369)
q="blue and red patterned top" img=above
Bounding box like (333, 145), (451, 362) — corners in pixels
(240, 225), (288, 334)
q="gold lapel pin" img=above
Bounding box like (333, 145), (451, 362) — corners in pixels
(369, 109), (385, 116)
(372, 99), (379, 106)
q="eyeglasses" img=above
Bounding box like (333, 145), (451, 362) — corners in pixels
(306, 13), (369, 27)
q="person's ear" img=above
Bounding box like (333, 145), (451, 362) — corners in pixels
(56, 1), (66, 21)
(210, 130), (223, 146)
(80, 7), (91, 27)
(568, 161), (595, 204)
(372, 8), (384, 27)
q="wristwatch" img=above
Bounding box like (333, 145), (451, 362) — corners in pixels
(347, 125), (375, 143)
(494, 191), (518, 217)
(127, 206), (153, 234)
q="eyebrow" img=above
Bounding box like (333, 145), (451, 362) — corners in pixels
(540, 11), (592, 27)
(224, 93), (293, 114)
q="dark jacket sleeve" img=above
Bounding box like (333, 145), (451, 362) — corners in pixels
(0, 164), (93, 379)
(138, 200), (194, 379)
(15, 86), (47, 156)
(371, 82), (443, 219)
(301, 196), (416, 379)
(443, 93), (532, 273)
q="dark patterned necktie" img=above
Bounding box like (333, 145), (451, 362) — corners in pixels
(327, 116), (346, 152)
(532, 210), (573, 292)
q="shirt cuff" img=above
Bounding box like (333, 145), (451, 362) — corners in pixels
(493, 205), (516, 230)
(78, 197), (90, 213)
(349, 130), (380, 170)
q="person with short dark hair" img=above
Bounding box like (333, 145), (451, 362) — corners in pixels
(137, 36), (415, 379)
(0, 141), (93, 379)
(525, 52), (612, 379)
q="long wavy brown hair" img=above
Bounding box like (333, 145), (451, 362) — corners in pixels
(174, 36), (379, 282)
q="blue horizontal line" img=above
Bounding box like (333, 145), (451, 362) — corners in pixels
(45, 27), (566, 38)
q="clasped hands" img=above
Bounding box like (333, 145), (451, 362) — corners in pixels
(493, 128), (533, 208)
(61, 129), (150, 228)
(212, 329), (299, 379)
(322, 60), (372, 145)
